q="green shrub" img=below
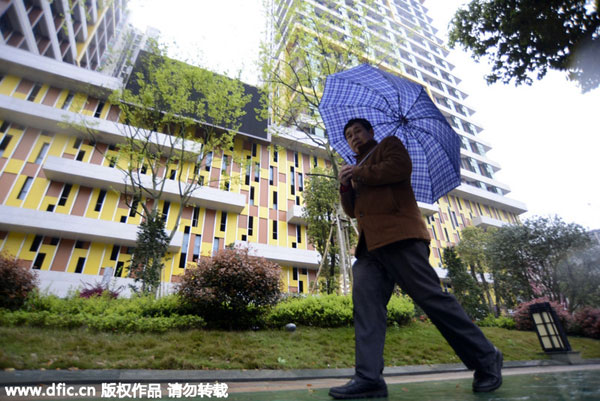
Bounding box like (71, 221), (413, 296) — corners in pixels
(178, 247), (282, 329)
(267, 294), (414, 328)
(386, 295), (416, 326)
(477, 315), (516, 330)
(0, 253), (37, 310)
(3, 293), (204, 332)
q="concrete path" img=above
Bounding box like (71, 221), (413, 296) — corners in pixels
(2, 360), (599, 400)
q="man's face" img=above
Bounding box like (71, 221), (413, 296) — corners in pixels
(344, 123), (374, 154)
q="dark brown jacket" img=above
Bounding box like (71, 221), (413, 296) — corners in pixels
(340, 136), (430, 252)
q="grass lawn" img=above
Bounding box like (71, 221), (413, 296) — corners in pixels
(1, 322), (598, 370)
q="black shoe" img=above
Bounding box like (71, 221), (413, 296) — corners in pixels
(473, 347), (503, 392)
(329, 378), (388, 399)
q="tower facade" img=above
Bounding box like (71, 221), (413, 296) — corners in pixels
(0, 1), (323, 296)
(271, 0), (527, 272)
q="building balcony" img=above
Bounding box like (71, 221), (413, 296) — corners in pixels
(0, 205), (183, 251)
(43, 156), (246, 213)
(451, 183), (527, 215)
(0, 94), (202, 154)
(0, 45), (122, 97)
(234, 240), (320, 269)
(460, 169), (511, 193)
(286, 204), (307, 225)
(472, 215), (509, 229)
(417, 201), (438, 216)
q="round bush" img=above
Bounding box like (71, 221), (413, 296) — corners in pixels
(573, 307), (600, 339)
(0, 253), (37, 310)
(177, 247), (282, 329)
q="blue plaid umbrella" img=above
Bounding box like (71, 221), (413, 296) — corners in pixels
(319, 64), (461, 204)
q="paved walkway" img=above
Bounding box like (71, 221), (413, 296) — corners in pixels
(1, 359), (599, 400)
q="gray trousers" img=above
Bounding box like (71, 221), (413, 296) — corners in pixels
(352, 239), (496, 383)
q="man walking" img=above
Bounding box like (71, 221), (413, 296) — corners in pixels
(329, 118), (502, 399)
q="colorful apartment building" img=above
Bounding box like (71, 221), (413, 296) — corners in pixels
(0, 0), (527, 296)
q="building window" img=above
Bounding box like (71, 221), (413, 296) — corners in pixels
(0, 134), (13, 158)
(290, 167), (295, 195)
(431, 226), (438, 240)
(273, 148), (278, 162)
(17, 177), (33, 200)
(298, 173), (303, 191)
(58, 183), (72, 206)
(76, 150), (85, 161)
(293, 267), (298, 280)
(212, 237), (220, 255)
(115, 261), (124, 277)
(221, 155), (229, 172)
(294, 152), (299, 167)
(162, 201), (170, 222)
(75, 257), (86, 273)
(94, 101), (105, 118)
(32, 253), (45, 270)
(269, 166), (274, 185)
(273, 191), (278, 210)
(204, 151), (213, 172)
(27, 83), (42, 102)
(254, 162), (260, 182)
(129, 197), (139, 217)
(61, 92), (74, 110)
(250, 186), (255, 205)
(296, 225), (302, 243)
(245, 156), (251, 185)
(179, 226), (190, 268)
(272, 220), (278, 240)
(169, 169), (176, 180)
(193, 234), (201, 261)
(313, 156), (317, 168)
(30, 235), (43, 252)
(192, 206), (200, 227)
(110, 244), (120, 261)
(220, 211), (227, 231)
(252, 143), (257, 157)
(444, 227), (450, 242)
(248, 216), (254, 236)
(94, 189), (106, 212)
(34, 143), (49, 164)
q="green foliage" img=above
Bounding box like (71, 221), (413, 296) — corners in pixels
(178, 247), (282, 329)
(1, 293), (204, 333)
(0, 253), (37, 310)
(267, 294), (414, 328)
(557, 244), (600, 312)
(477, 315), (516, 330)
(303, 168), (345, 293)
(442, 247), (489, 320)
(129, 209), (170, 295)
(448, 0), (600, 92)
(487, 216), (591, 308)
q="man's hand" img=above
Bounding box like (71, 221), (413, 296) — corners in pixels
(339, 164), (354, 187)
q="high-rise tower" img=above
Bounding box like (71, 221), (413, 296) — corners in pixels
(269, 0), (527, 271)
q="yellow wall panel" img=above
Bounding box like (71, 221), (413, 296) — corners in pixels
(99, 191), (119, 221)
(5, 174), (28, 207)
(84, 243), (105, 275)
(0, 75), (20, 95)
(1, 232), (26, 257)
(3, 158), (24, 175)
(22, 178), (47, 209)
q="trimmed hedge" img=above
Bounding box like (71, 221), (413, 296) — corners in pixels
(267, 294), (415, 328)
(0, 293), (204, 332)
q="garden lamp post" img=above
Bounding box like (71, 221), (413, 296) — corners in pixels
(528, 302), (581, 364)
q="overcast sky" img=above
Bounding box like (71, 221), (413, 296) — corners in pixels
(128, 0), (600, 230)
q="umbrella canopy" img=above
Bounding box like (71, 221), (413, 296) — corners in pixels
(319, 64), (462, 204)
